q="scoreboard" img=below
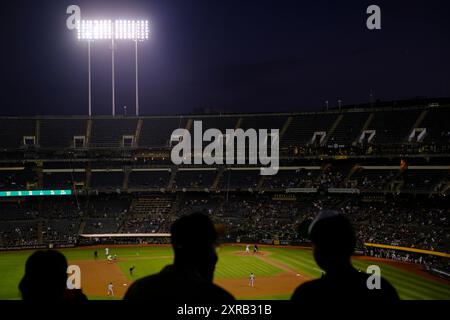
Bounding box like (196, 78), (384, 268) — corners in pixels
(0, 190), (72, 197)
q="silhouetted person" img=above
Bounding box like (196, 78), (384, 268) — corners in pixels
(19, 250), (87, 302)
(291, 210), (399, 302)
(124, 213), (234, 301)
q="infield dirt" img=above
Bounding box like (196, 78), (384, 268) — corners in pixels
(71, 251), (308, 299)
(70, 250), (448, 299)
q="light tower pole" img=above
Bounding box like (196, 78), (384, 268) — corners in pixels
(135, 40), (139, 116)
(111, 35), (116, 116)
(76, 19), (149, 116)
(87, 40), (92, 116)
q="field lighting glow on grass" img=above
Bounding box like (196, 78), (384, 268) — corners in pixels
(0, 190), (72, 197)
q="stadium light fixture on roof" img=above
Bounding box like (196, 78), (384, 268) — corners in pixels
(75, 18), (150, 117)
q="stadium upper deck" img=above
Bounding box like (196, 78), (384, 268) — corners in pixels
(0, 103), (449, 151)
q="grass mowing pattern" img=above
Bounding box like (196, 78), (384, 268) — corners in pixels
(0, 246), (448, 300)
(265, 247), (450, 300)
(215, 247), (282, 279)
(0, 251), (29, 300)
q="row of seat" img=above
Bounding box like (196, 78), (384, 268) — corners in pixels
(1, 167), (448, 194)
(1, 106), (449, 149)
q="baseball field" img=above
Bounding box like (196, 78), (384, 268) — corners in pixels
(0, 245), (448, 300)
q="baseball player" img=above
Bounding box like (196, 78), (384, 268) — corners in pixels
(107, 282), (114, 296)
(105, 247), (109, 256)
(129, 266), (135, 276)
(245, 244), (250, 253)
(249, 273), (255, 287)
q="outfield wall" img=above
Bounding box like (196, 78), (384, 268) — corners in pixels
(365, 243), (450, 258)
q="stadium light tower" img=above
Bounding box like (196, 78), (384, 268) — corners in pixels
(114, 20), (149, 116)
(76, 19), (149, 116)
(77, 20), (113, 116)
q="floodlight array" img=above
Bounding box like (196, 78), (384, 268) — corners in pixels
(77, 20), (112, 40)
(77, 19), (149, 41)
(115, 20), (149, 40)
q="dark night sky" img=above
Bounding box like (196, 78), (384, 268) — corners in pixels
(1, 0), (449, 116)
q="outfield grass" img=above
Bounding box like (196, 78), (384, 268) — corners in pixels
(265, 247), (450, 300)
(0, 245), (448, 300)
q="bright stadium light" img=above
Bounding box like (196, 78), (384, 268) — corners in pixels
(75, 18), (150, 116)
(77, 19), (113, 40)
(114, 19), (150, 116)
(76, 19), (113, 116)
(114, 19), (149, 40)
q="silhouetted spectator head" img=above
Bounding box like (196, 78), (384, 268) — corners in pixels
(309, 210), (356, 273)
(19, 250), (68, 301)
(171, 213), (218, 282)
